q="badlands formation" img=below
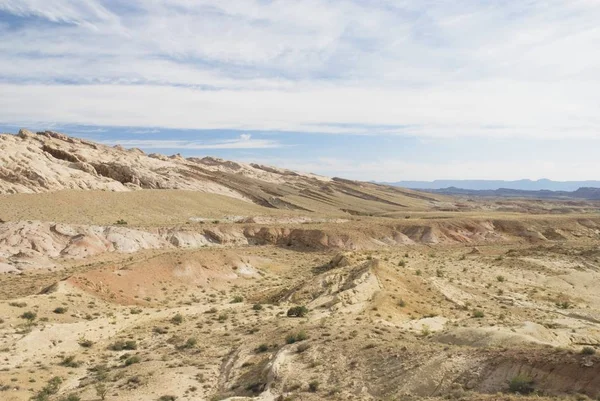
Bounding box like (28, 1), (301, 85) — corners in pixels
(0, 129), (600, 401)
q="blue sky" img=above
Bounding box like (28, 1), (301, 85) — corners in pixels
(1, 1), (599, 181)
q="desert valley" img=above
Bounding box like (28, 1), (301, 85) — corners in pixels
(0, 129), (599, 401)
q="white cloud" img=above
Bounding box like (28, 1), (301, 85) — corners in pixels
(98, 137), (281, 150)
(250, 157), (600, 182)
(0, 0), (600, 139)
(1, 81), (598, 139)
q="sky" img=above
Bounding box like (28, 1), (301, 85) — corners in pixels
(1, 0), (599, 182)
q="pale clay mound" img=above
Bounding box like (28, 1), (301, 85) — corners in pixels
(2, 217), (600, 273)
(0, 129), (327, 196)
(0, 220), (250, 272)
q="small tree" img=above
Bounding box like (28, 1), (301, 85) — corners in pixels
(95, 383), (109, 400)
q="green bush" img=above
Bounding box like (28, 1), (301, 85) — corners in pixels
(581, 346), (596, 355)
(171, 314), (184, 325)
(53, 307), (68, 314)
(256, 343), (269, 353)
(472, 310), (484, 318)
(252, 304), (263, 311)
(20, 311), (37, 321)
(286, 306), (308, 317)
(231, 295), (244, 303)
(508, 374), (534, 394)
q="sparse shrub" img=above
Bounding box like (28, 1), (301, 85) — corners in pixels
(287, 305), (309, 317)
(252, 304), (263, 311)
(153, 326), (168, 334)
(398, 260), (406, 267)
(109, 340), (137, 351)
(20, 311), (36, 321)
(130, 308), (143, 314)
(508, 374), (534, 394)
(78, 338), (94, 348)
(53, 307), (68, 314)
(496, 275), (506, 282)
(556, 301), (571, 309)
(286, 331), (308, 344)
(9, 301), (27, 308)
(91, 364), (109, 382)
(581, 346), (596, 355)
(308, 380), (320, 392)
(472, 310), (485, 318)
(256, 344), (269, 353)
(415, 269), (422, 276)
(59, 394), (81, 401)
(297, 343), (311, 353)
(124, 355), (141, 366)
(32, 376), (63, 401)
(398, 299), (406, 307)
(115, 219), (128, 225)
(180, 338), (197, 349)
(171, 314), (184, 325)
(231, 295), (243, 303)
(158, 396), (177, 401)
(60, 355), (82, 368)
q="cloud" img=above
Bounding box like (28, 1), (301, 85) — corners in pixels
(98, 137), (282, 150)
(249, 157), (600, 182)
(0, 0), (599, 139)
(1, 82), (598, 139)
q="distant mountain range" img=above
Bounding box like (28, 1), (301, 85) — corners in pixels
(422, 186), (600, 200)
(384, 179), (600, 192)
